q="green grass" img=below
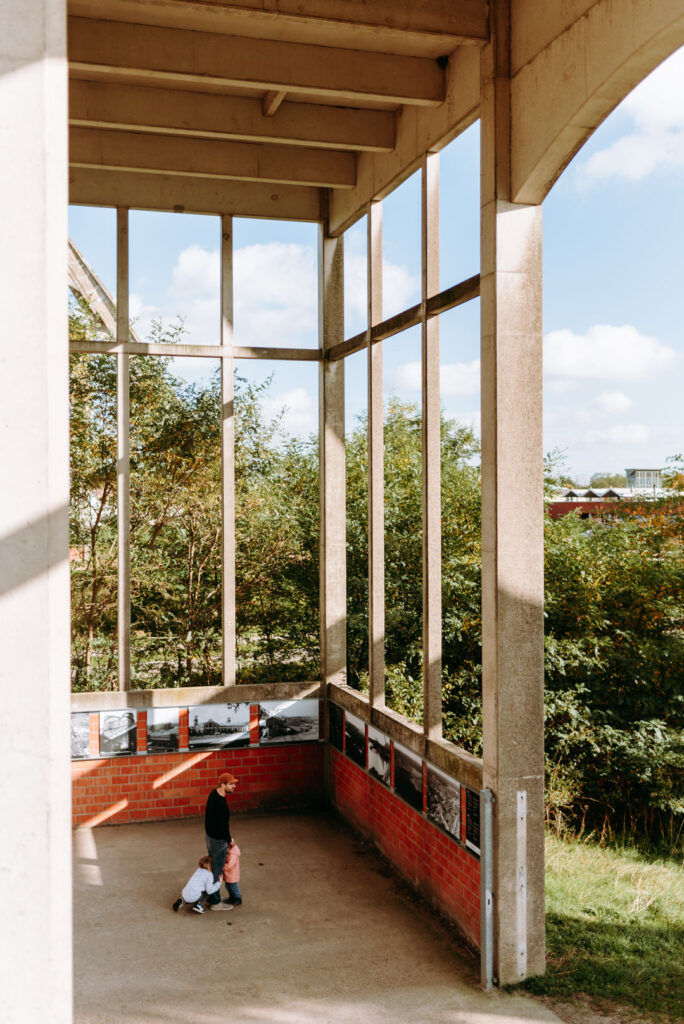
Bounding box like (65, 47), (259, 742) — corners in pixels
(523, 834), (684, 1021)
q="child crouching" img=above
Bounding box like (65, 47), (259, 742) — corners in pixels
(173, 855), (222, 914)
(221, 840), (242, 906)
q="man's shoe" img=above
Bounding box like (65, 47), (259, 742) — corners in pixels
(192, 903), (206, 914)
(172, 897), (183, 912)
(210, 901), (233, 911)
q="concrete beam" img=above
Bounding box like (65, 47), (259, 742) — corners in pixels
(69, 166), (322, 220)
(329, 45), (479, 234)
(69, 80), (396, 152)
(68, 16), (446, 106)
(70, 127), (356, 189)
(510, 0), (684, 202)
(68, 0), (489, 54)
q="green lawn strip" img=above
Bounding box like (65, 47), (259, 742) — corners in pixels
(522, 835), (684, 1021)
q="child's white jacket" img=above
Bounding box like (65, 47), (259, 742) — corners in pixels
(182, 867), (221, 904)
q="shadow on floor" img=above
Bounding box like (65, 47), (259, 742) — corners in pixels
(73, 811), (562, 1024)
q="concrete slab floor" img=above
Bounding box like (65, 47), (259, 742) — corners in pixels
(73, 812), (564, 1024)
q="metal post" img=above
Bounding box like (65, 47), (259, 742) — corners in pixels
(221, 214), (236, 685)
(480, 787), (494, 990)
(116, 207), (131, 691)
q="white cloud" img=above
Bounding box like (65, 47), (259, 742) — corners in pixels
(260, 387), (318, 438)
(391, 358), (480, 397)
(583, 423), (650, 445)
(591, 391), (633, 415)
(544, 324), (676, 382)
(578, 46), (684, 184)
(344, 251), (420, 326)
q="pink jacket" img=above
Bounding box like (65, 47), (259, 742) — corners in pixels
(222, 842), (241, 883)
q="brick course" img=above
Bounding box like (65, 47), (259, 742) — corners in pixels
(329, 746), (480, 947)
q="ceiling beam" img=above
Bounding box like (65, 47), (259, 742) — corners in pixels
(68, 1), (489, 52)
(70, 127), (356, 189)
(69, 80), (395, 152)
(69, 166), (322, 220)
(68, 16), (446, 106)
(262, 90), (287, 117)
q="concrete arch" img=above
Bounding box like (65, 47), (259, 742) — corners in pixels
(511, 0), (684, 204)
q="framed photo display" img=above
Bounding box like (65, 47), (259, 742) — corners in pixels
(426, 763), (461, 840)
(393, 743), (423, 812)
(188, 703), (250, 750)
(344, 711), (366, 768)
(367, 725), (390, 786)
(259, 699), (320, 744)
(99, 710), (137, 756)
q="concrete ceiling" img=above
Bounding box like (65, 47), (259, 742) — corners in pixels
(67, 0), (489, 225)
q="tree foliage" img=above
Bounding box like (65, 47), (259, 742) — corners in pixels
(69, 314), (683, 838)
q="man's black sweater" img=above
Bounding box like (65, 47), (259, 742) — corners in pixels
(205, 788), (232, 841)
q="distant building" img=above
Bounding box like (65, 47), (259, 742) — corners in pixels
(625, 468), (662, 489)
(548, 476), (671, 520)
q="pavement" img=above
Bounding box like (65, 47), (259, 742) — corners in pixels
(73, 811), (565, 1024)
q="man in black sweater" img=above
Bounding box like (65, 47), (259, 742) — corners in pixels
(204, 771), (238, 910)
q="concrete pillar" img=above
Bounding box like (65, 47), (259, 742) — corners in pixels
(0, 1), (72, 1021)
(318, 228), (346, 685)
(480, 0), (546, 984)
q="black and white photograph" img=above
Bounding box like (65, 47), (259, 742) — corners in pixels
(189, 703), (250, 749)
(99, 710), (137, 756)
(71, 712), (90, 759)
(259, 699), (320, 744)
(146, 707), (180, 753)
(344, 710), (366, 768)
(394, 743), (423, 812)
(328, 702), (344, 751)
(426, 763), (461, 840)
(465, 787), (481, 855)
(367, 725), (390, 786)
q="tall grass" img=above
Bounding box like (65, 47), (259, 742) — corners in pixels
(523, 835), (684, 1020)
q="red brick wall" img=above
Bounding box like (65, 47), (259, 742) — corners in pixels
(329, 746), (480, 947)
(72, 733), (325, 827)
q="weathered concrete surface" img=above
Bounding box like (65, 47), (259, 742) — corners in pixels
(73, 812), (563, 1024)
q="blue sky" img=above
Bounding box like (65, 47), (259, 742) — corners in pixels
(69, 46), (683, 483)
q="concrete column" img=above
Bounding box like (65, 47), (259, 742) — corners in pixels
(0, 1), (72, 1021)
(117, 208), (131, 690)
(221, 215), (237, 685)
(421, 152), (442, 739)
(318, 228), (346, 685)
(367, 201), (385, 707)
(480, 0), (546, 984)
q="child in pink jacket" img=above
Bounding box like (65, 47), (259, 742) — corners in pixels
(221, 839), (242, 906)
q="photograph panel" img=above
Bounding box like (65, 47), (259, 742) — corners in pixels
(99, 710), (137, 756)
(367, 724), (390, 786)
(394, 743), (423, 812)
(259, 699), (320, 744)
(344, 710), (366, 769)
(465, 787), (481, 856)
(71, 712), (91, 759)
(146, 707), (180, 753)
(328, 702), (344, 752)
(426, 763), (461, 840)
(188, 703), (250, 750)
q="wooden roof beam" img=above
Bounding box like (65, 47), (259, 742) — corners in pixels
(68, 17), (446, 106)
(70, 127), (356, 189)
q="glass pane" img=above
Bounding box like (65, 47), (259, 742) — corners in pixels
(382, 325), (423, 722)
(439, 121), (480, 291)
(129, 211), (220, 346)
(345, 348), (368, 689)
(234, 360), (320, 682)
(438, 299), (482, 754)
(382, 171), (421, 321)
(129, 356), (222, 687)
(69, 352), (118, 691)
(233, 219), (318, 348)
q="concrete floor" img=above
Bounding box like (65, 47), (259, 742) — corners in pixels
(73, 812), (565, 1024)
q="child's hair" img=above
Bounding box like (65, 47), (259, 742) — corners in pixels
(198, 855), (212, 870)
